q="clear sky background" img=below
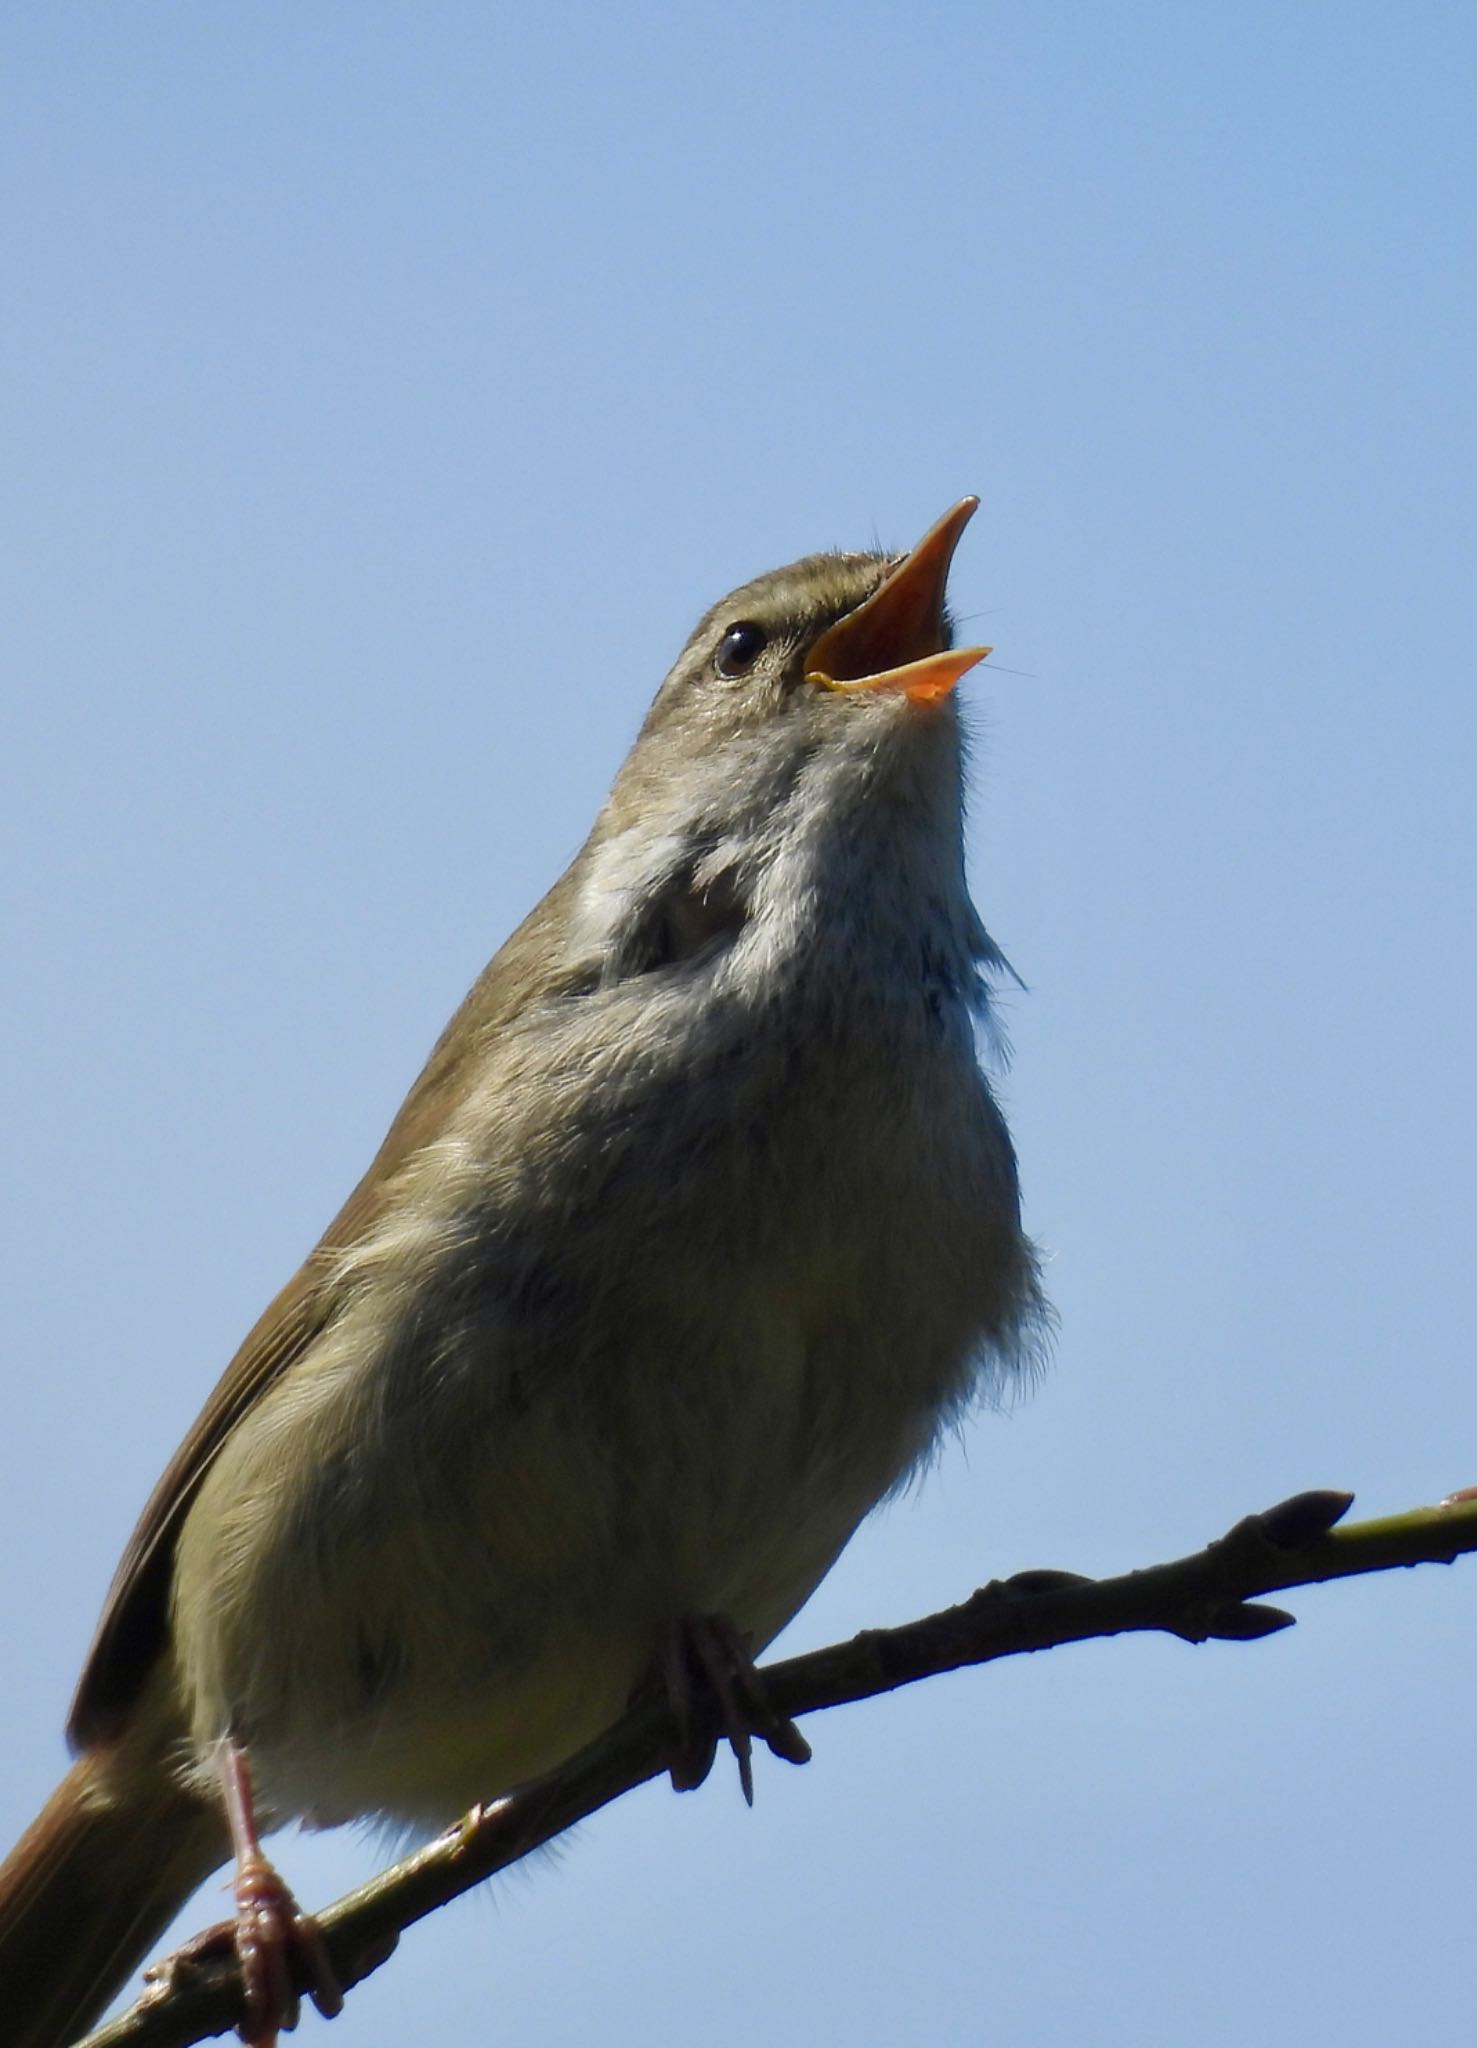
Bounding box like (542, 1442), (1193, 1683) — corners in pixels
(3, 6), (1474, 2044)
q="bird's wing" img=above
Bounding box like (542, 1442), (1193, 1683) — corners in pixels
(67, 875), (573, 1748)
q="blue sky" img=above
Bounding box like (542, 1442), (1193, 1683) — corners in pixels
(3, 6), (1475, 2043)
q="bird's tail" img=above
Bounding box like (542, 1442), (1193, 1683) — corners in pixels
(0, 1747), (227, 2048)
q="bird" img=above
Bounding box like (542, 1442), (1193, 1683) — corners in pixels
(0, 497), (1043, 2046)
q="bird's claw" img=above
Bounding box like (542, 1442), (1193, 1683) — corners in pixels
(657, 1614), (811, 1805)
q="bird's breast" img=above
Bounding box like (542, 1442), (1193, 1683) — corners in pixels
(170, 939), (1029, 1828)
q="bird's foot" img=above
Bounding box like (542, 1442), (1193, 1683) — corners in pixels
(657, 1613), (811, 1805)
(142, 1862), (342, 2046)
(231, 1848), (343, 2044)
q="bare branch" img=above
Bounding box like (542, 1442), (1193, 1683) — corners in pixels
(76, 1487), (1477, 2048)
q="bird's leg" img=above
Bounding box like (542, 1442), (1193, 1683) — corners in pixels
(656, 1615), (811, 1806)
(218, 1737), (343, 2045)
(142, 1739), (342, 2045)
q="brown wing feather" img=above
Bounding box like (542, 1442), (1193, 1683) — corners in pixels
(67, 872), (574, 1749)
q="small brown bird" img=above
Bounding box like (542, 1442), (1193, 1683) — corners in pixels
(0, 499), (1042, 2045)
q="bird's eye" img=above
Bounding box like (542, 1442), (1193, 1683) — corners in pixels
(715, 621), (767, 678)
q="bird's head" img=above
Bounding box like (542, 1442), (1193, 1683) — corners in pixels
(568, 500), (995, 998)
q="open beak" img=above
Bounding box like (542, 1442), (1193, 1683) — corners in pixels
(805, 497), (990, 705)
